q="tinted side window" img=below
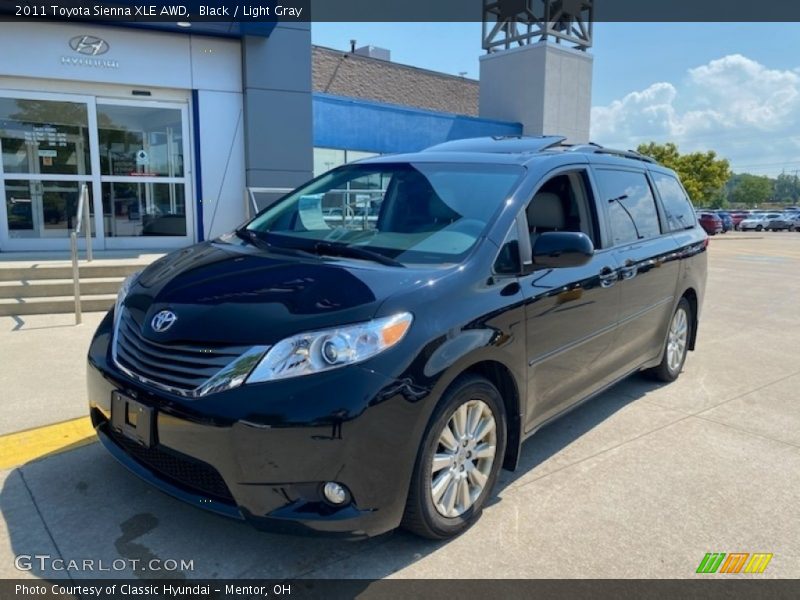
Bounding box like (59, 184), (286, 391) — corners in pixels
(652, 172), (696, 231)
(594, 169), (661, 246)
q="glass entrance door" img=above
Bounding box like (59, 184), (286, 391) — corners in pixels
(0, 94), (96, 248)
(0, 91), (193, 251)
(97, 100), (192, 247)
(4, 179), (94, 238)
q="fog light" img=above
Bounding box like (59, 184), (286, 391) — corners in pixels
(323, 481), (348, 505)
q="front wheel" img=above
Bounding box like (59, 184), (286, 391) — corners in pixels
(646, 298), (693, 382)
(402, 375), (507, 539)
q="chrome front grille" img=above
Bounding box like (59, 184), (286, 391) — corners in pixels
(113, 309), (266, 397)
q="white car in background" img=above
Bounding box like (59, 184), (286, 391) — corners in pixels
(739, 213), (780, 231)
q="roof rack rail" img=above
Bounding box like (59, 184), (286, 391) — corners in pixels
(424, 135), (567, 154)
(566, 143), (658, 164)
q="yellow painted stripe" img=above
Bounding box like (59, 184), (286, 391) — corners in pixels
(0, 417), (96, 469)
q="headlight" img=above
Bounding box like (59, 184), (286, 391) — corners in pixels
(114, 271), (141, 325)
(246, 312), (413, 383)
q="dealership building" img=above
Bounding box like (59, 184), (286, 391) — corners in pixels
(0, 18), (592, 253)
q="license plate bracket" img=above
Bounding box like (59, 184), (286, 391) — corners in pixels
(111, 391), (155, 448)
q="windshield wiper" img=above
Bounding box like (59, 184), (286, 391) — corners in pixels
(312, 241), (405, 268)
(235, 229), (317, 259)
(235, 228), (270, 249)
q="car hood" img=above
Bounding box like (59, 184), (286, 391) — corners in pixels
(121, 240), (447, 346)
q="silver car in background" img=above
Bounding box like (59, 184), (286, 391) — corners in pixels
(739, 213), (780, 231)
(766, 213), (800, 231)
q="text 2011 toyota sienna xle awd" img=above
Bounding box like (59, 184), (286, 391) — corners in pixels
(87, 136), (707, 539)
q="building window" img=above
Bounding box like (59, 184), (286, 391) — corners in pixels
(313, 148), (380, 177)
(345, 150), (379, 163)
(313, 148), (346, 177)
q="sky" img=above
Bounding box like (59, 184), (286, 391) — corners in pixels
(312, 22), (800, 176)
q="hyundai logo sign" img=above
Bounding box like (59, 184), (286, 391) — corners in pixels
(151, 310), (178, 333)
(69, 35), (110, 57)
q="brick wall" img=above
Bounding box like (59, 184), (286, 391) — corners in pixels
(312, 46), (479, 116)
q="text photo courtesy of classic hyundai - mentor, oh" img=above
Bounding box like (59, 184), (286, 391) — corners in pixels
(86, 135), (707, 540)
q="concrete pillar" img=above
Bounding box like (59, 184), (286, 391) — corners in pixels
(479, 41), (593, 143)
(241, 23), (313, 193)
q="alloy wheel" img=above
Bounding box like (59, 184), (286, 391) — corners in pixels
(429, 399), (497, 518)
(666, 307), (689, 373)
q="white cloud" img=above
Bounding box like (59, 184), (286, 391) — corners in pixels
(591, 54), (800, 174)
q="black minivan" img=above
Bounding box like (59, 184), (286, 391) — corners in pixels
(87, 136), (707, 539)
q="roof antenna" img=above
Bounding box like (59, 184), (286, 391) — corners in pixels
(350, 39), (356, 53)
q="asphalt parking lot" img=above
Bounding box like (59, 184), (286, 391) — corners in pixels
(1, 232), (799, 579)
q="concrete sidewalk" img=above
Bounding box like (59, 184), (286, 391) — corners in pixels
(0, 251), (166, 268)
(1, 233), (799, 579)
(0, 312), (106, 435)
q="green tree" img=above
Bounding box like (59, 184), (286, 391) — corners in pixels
(636, 141), (682, 168)
(729, 173), (774, 207)
(774, 173), (800, 203)
(637, 142), (731, 206)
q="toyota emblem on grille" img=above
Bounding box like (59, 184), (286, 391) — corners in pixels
(151, 310), (177, 333)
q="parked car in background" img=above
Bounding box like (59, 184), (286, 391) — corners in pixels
(762, 213), (786, 231)
(739, 213), (774, 231)
(729, 211), (748, 229)
(716, 211), (734, 232)
(765, 213), (795, 231)
(775, 212), (800, 231)
(697, 212), (723, 235)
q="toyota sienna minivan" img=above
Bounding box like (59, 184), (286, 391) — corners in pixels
(88, 136), (707, 539)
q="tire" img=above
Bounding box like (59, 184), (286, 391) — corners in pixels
(646, 298), (693, 383)
(402, 374), (507, 540)
(756, 225), (763, 231)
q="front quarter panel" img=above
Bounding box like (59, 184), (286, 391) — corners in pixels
(368, 241), (528, 468)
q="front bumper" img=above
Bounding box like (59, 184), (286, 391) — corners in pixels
(87, 313), (431, 539)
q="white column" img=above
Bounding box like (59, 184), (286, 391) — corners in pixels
(479, 41), (593, 144)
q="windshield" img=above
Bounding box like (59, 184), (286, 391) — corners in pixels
(245, 162), (524, 266)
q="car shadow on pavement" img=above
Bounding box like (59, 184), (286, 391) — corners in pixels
(0, 373), (663, 581)
(496, 373), (665, 492)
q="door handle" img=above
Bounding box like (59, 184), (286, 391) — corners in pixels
(599, 266), (617, 288)
(620, 259), (639, 280)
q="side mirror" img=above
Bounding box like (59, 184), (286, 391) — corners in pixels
(531, 231), (594, 269)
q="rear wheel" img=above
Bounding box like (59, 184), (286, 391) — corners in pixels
(402, 375), (506, 539)
(646, 298), (693, 383)
(756, 225), (763, 231)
